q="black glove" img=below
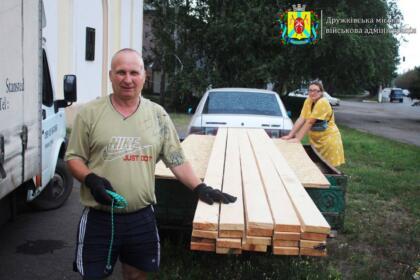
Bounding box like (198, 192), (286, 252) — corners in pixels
(84, 173), (115, 205)
(194, 183), (237, 205)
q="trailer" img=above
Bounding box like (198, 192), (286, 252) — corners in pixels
(154, 135), (347, 233)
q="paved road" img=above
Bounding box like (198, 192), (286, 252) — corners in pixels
(0, 186), (124, 280)
(334, 98), (420, 146)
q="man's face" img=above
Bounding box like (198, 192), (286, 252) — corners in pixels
(109, 52), (145, 100)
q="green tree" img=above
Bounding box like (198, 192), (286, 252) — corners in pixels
(395, 67), (420, 100)
(148, 0), (401, 110)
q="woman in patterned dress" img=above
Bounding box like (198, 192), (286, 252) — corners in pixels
(282, 80), (345, 167)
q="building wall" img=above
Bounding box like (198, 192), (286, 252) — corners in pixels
(73, 0), (103, 103)
(108, 0), (121, 65)
(131, 0), (143, 54)
(42, 0), (144, 126)
(57, 0), (74, 100)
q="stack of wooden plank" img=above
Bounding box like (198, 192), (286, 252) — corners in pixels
(190, 128), (330, 256)
(155, 135), (330, 189)
(191, 128), (228, 252)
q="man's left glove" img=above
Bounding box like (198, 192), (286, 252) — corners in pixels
(194, 183), (237, 205)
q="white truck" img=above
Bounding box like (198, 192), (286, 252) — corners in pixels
(0, 0), (76, 223)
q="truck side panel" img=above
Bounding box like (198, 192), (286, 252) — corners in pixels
(0, 0), (41, 199)
(23, 0), (42, 189)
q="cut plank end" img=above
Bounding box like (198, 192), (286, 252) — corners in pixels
(190, 242), (215, 252)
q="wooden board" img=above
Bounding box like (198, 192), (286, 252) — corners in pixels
(219, 230), (243, 238)
(155, 134), (328, 189)
(155, 134), (214, 179)
(219, 129), (245, 232)
(192, 129), (227, 231)
(252, 130), (331, 234)
(300, 247), (327, 257)
(237, 129), (274, 236)
(300, 240), (327, 249)
(191, 242), (215, 252)
(242, 243), (268, 252)
(273, 139), (330, 188)
(242, 236), (268, 252)
(273, 240), (299, 247)
(216, 238), (242, 249)
(247, 227), (274, 237)
(273, 232), (301, 241)
(272, 247), (299, 256)
(191, 237), (215, 243)
(245, 236), (272, 246)
(248, 129), (301, 233)
(300, 232), (328, 241)
(192, 229), (218, 239)
(190, 237), (216, 252)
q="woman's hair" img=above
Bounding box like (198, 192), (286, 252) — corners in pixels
(309, 80), (324, 93)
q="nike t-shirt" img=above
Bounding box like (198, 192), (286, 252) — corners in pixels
(65, 95), (186, 213)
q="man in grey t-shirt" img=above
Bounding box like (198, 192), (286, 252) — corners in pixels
(66, 48), (236, 280)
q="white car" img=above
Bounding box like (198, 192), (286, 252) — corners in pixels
(288, 89), (340, 106)
(380, 87), (408, 101)
(288, 88), (308, 98)
(380, 88), (391, 101)
(323, 92), (340, 106)
(187, 88), (293, 138)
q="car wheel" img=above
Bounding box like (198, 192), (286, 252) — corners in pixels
(400, 99), (403, 103)
(30, 159), (73, 210)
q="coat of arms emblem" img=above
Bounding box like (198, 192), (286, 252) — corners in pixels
(275, 4), (320, 45)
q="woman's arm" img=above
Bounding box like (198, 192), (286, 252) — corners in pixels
(288, 118), (317, 142)
(281, 116), (306, 139)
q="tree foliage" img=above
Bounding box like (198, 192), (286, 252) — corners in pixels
(395, 67), (420, 99)
(147, 0), (401, 110)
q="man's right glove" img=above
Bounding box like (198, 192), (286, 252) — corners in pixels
(194, 183), (237, 205)
(84, 173), (115, 205)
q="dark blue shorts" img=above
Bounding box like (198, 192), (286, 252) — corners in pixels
(74, 206), (160, 279)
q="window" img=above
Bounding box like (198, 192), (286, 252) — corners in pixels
(42, 49), (54, 107)
(203, 91), (282, 116)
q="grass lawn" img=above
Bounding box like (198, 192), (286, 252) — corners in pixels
(157, 116), (420, 280)
(170, 113), (193, 129)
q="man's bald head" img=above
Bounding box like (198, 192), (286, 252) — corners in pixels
(110, 48), (144, 71)
(109, 48), (146, 101)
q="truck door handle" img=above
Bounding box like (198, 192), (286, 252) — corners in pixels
(42, 109), (46, 120)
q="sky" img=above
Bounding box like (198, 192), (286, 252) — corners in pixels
(397, 0), (420, 73)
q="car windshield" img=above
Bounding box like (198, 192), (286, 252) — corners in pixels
(203, 91), (282, 116)
(392, 89), (403, 95)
